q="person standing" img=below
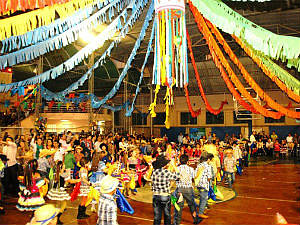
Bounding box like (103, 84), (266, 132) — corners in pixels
(151, 155), (180, 225)
(0, 137), (19, 196)
(195, 153), (211, 219)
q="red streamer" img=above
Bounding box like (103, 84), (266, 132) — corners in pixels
(186, 30), (228, 115)
(184, 84), (201, 118)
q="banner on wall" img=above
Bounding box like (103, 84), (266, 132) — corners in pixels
(189, 128), (206, 140)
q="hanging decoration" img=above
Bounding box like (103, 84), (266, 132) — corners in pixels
(1, 0), (118, 53)
(34, 117), (47, 133)
(186, 29), (227, 116)
(190, 0), (300, 72)
(233, 35), (300, 99)
(0, 0), (105, 40)
(39, 0), (148, 101)
(184, 85), (201, 118)
(0, 0), (128, 70)
(91, 0), (154, 109)
(125, 20), (155, 117)
(205, 19), (300, 119)
(151, 0), (189, 128)
(189, 2), (281, 119)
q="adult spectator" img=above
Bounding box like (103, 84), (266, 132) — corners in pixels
(0, 136), (19, 196)
(270, 131), (278, 142)
(286, 133), (294, 151)
(265, 139), (274, 157)
(178, 132), (183, 145)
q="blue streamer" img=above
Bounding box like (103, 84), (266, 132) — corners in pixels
(38, 0), (149, 101)
(0, 0), (139, 93)
(0, 0), (127, 70)
(91, 0), (154, 108)
(125, 20), (155, 117)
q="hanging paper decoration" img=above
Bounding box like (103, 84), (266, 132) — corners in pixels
(184, 85), (201, 118)
(151, 0), (189, 128)
(189, 0), (300, 72)
(23, 102), (28, 109)
(4, 100), (10, 108)
(233, 35), (300, 100)
(34, 117), (47, 133)
(186, 29), (228, 116)
(14, 101), (20, 107)
(0, 0), (103, 40)
(57, 102), (62, 110)
(48, 100), (55, 109)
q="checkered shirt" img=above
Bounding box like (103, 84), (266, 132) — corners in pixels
(151, 168), (180, 194)
(195, 162), (212, 191)
(176, 164), (195, 189)
(97, 194), (118, 225)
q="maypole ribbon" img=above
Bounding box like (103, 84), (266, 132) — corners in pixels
(233, 35), (300, 100)
(206, 19), (300, 119)
(151, 0), (189, 128)
(186, 29), (227, 116)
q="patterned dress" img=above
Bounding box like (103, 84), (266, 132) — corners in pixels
(78, 168), (90, 196)
(47, 176), (70, 201)
(17, 178), (45, 211)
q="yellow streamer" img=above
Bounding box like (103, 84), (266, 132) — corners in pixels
(0, 0), (102, 40)
(148, 84), (160, 118)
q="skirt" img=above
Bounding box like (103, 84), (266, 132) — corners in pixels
(47, 187), (71, 201)
(78, 184), (90, 197)
(16, 191), (45, 211)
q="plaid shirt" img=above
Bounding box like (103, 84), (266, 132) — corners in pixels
(97, 194), (118, 225)
(151, 168), (180, 194)
(176, 165), (195, 189)
(195, 162), (212, 191)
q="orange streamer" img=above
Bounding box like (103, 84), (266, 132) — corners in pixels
(232, 35), (300, 103)
(205, 19), (300, 119)
(189, 1), (283, 119)
(184, 84), (202, 118)
(186, 29), (228, 115)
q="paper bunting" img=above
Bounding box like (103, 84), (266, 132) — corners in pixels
(125, 19), (155, 117)
(0, 0), (133, 92)
(91, 0), (153, 108)
(0, 0), (126, 68)
(4, 100), (10, 108)
(1, 0), (111, 53)
(0, 0), (103, 40)
(190, 0), (300, 72)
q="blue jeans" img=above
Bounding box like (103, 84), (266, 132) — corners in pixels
(173, 187), (196, 225)
(153, 195), (171, 225)
(197, 187), (208, 215)
(225, 172), (235, 188)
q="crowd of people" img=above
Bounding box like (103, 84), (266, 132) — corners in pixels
(0, 128), (298, 225)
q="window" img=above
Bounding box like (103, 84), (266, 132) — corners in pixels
(153, 112), (165, 125)
(132, 113), (147, 125)
(114, 111), (120, 126)
(296, 108), (300, 123)
(181, 112), (197, 125)
(233, 111), (252, 124)
(206, 111), (224, 124)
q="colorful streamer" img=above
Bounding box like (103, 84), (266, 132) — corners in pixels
(206, 20), (300, 119)
(1, 0), (118, 53)
(190, 0), (300, 72)
(0, 0), (127, 70)
(91, 0), (154, 109)
(38, 0), (148, 101)
(233, 35), (300, 100)
(184, 85), (201, 118)
(190, 2), (282, 119)
(186, 29), (228, 116)
(0, 0), (103, 40)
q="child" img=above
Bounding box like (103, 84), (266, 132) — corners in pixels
(16, 160), (46, 211)
(97, 175), (119, 225)
(223, 148), (236, 188)
(173, 154), (201, 225)
(77, 157), (91, 219)
(195, 153), (211, 219)
(274, 139), (281, 159)
(47, 161), (70, 224)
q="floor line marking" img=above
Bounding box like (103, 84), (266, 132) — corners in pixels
(236, 195), (298, 203)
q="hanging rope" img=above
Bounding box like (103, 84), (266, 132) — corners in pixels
(186, 29), (227, 115)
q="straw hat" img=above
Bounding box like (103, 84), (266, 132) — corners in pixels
(39, 149), (55, 158)
(27, 204), (59, 225)
(99, 175), (119, 194)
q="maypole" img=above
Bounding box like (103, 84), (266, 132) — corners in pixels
(150, 0), (188, 128)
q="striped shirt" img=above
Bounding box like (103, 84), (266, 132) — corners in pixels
(97, 194), (118, 225)
(176, 164), (195, 188)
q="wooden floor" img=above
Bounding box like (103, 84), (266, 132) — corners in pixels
(1, 160), (300, 225)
